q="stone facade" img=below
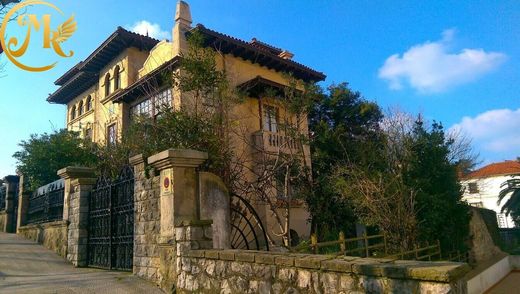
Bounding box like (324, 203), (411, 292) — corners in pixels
(176, 249), (469, 294)
(18, 221), (68, 257)
(0, 211), (6, 232)
(132, 155), (162, 283)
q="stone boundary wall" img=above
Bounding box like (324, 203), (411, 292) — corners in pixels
(133, 160), (162, 282)
(18, 220), (68, 257)
(0, 211), (6, 232)
(176, 249), (470, 293)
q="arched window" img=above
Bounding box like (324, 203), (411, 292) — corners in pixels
(78, 100), (84, 116)
(70, 105), (76, 120)
(113, 65), (121, 91)
(104, 73), (111, 97)
(86, 95), (92, 111)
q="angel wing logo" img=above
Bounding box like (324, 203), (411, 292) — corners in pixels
(0, 0), (77, 72)
(55, 15), (77, 44)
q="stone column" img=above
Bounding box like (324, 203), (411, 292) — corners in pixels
(16, 174), (30, 232)
(58, 166), (96, 267)
(3, 175), (19, 233)
(148, 149), (208, 244)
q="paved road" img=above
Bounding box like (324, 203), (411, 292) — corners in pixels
(486, 271), (520, 294)
(0, 232), (164, 294)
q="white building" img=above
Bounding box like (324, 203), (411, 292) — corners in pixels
(461, 160), (520, 228)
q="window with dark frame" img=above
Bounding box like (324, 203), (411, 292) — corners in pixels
(104, 73), (111, 97)
(468, 182), (479, 194)
(107, 123), (117, 145)
(114, 65), (121, 91)
(130, 88), (173, 119)
(86, 95), (92, 111)
(263, 104), (279, 133)
(78, 100), (84, 116)
(70, 105), (76, 121)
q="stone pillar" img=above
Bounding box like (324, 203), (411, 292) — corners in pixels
(16, 174), (30, 232)
(58, 166), (96, 267)
(148, 149), (208, 244)
(172, 0), (192, 56)
(3, 175), (19, 233)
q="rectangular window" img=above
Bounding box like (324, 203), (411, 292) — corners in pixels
(130, 88), (173, 120)
(468, 182), (479, 194)
(263, 105), (278, 133)
(107, 124), (117, 145)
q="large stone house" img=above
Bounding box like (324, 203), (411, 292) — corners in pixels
(47, 1), (325, 242)
(461, 160), (520, 228)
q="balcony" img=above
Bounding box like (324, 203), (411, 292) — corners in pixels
(253, 130), (302, 153)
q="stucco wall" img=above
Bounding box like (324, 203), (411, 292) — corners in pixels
(176, 249), (469, 294)
(462, 174), (519, 228)
(18, 221), (68, 257)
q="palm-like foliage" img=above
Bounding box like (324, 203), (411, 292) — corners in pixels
(498, 179), (520, 218)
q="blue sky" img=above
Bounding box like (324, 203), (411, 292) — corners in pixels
(0, 0), (519, 176)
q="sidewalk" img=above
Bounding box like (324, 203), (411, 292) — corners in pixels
(0, 232), (164, 294)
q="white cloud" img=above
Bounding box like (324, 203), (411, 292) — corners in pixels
(378, 29), (506, 93)
(450, 108), (520, 155)
(128, 20), (171, 40)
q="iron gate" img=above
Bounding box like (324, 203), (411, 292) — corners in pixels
(88, 166), (134, 271)
(230, 193), (269, 251)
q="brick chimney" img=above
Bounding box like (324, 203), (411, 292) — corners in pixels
(279, 50), (294, 60)
(173, 1), (192, 56)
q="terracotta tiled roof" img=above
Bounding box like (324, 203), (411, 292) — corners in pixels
(463, 161), (520, 179)
(48, 27), (160, 104)
(192, 24), (326, 82)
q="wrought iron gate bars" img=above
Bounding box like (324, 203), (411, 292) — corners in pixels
(87, 166), (134, 271)
(230, 193), (269, 251)
(0, 185), (6, 211)
(27, 179), (64, 224)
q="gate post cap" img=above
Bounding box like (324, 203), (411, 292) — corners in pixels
(129, 154), (146, 166)
(57, 166), (96, 179)
(148, 149), (208, 170)
(3, 175), (20, 184)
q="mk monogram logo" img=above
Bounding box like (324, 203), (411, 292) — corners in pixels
(0, 0), (77, 72)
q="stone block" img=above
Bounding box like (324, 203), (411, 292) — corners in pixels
(275, 255), (295, 266)
(297, 270), (312, 289)
(255, 253), (276, 265)
(278, 268), (297, 283)
(205, 250), (220, 259)
(294, 255), (332, 269)
(321, 259), (354, 273)
(219, 251), (235, 261)
(321, 272), (339, 294)
(187, 250), (205, 258)
(235, 252), (255, 263)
